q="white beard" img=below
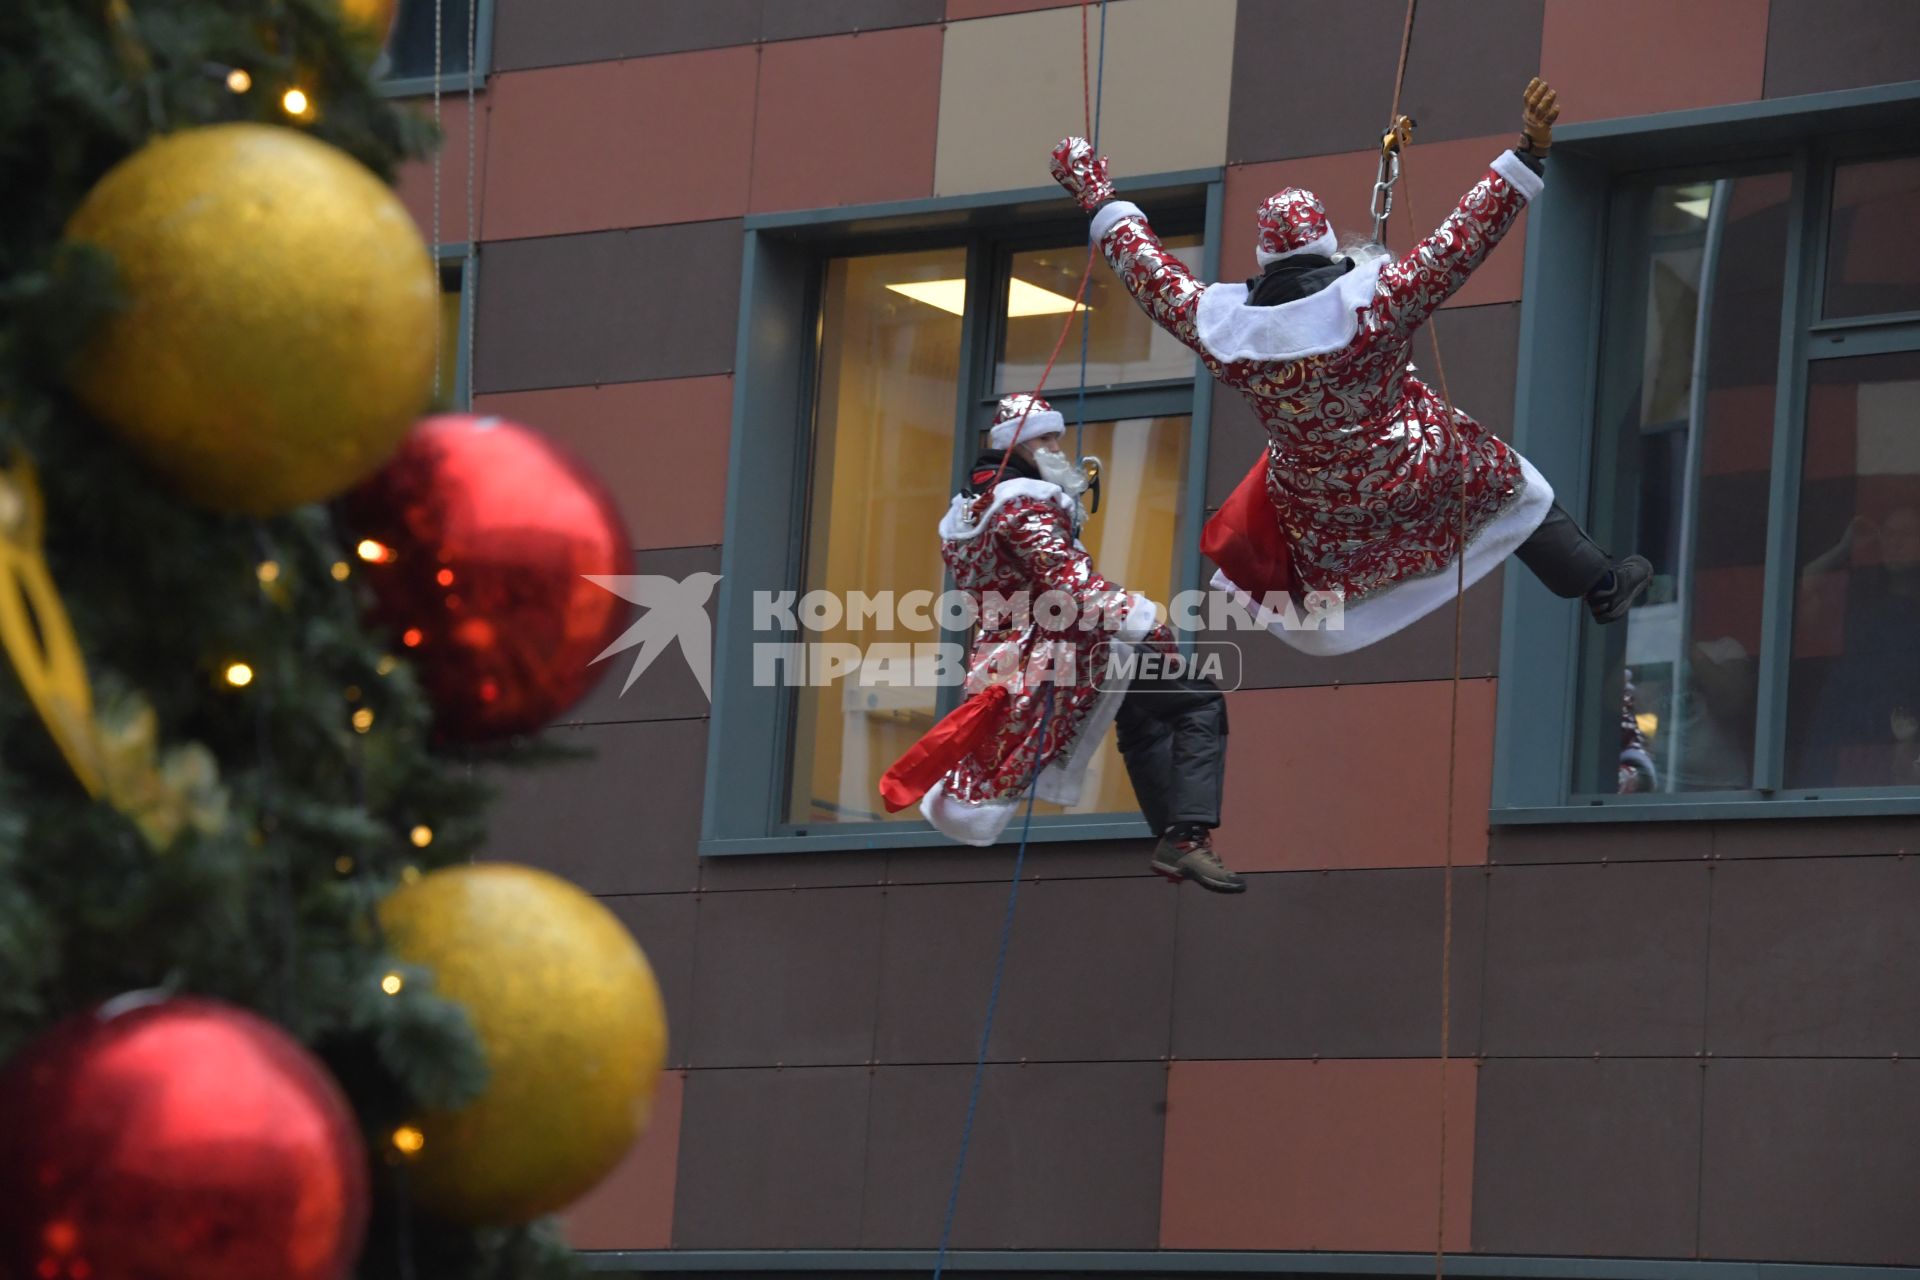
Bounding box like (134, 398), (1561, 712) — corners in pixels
(1032, 446), (1090, 495)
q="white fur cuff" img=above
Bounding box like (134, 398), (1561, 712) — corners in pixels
(1492, 149), (1545, 201)
(1118, 593), (1159, 643)
(1090, 200), (1144, 243)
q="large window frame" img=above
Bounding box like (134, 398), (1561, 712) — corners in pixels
(1495, 80), (1920, 824)
(378, 0), (496, 97)
(702, 171), (1225, 856)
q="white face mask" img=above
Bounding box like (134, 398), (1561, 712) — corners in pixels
(1031, 442), (1090, 495)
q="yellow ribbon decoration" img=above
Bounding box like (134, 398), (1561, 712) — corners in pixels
(0, 455), (104, 797)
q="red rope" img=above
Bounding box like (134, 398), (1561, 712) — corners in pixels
(990, 0), (1099, 487)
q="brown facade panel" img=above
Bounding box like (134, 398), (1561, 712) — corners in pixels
(1170, 868), (1486, 1060)
(1706, 855), (1920, 1057)
(1218, 680), (1495, 873)
(484, 718), (706, 894)
(1227, 0), (1545, 165)
(553, 545), (721, 728)
(1709, 815), (1920, 859)
(684, 886), (887, 1068)
(1542, 0), (1768, 123)
(701, 850), (891, 892)
(872, 877), (1178, 1064)
(1161, 1058), (1475, 1252)
(945, 0), (1080, 17)
(396, 97), (484, 241)
(883, 836), (1156, 885)
(1472, 1058), (1703, 1257)
(1489, 822), (1713, 865)
(760, 0), (945, 42)
(492, 0), (764, 71)
(860, 1062), (1166, 1249)
(671, 1066), (872, 1248)
(473, 375), (734, 552)
(482, 53), (758, 240)
(1763, 0), (1920, 98)
(604, 893), (700, 1070)
(1700, 1058), (1920, 1264)
(1481, 861), (1711, 1056)
(473, 220), (744, 394)
(562, 1068), (684, 1250)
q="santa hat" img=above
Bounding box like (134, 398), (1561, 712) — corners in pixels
(1254, 187), (1338, 266)
(988, 393), (1065, 451)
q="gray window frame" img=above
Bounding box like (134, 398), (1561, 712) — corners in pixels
(1494, 80), (1920, 825)
(378, 0), (496, 97)
(701, 171), (1225, 856)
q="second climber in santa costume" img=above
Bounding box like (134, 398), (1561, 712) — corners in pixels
(1048, 77), (1651, 652)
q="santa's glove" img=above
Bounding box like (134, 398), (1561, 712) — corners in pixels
(1116, 592), (1162, 643)
(1050, 136), (1116, 214)
(1519, 76), (1559, 156)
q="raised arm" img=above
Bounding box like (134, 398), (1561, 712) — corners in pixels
(1050, 137), (1223, 375)
(1374, 77), (1559, 336)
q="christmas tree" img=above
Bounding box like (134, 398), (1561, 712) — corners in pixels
(0, 3), (661, 1277)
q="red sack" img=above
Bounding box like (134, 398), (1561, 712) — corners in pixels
(878, 683), (1013, 813)
(1201, 452), (1293, 601)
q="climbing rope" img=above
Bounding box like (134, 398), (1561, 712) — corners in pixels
(937, 6), (1107, 1276)
(1073, 0), (1108, 459)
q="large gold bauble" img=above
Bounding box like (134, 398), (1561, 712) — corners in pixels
(65, 123), (436, 515)
(378, 864), (669, 1225)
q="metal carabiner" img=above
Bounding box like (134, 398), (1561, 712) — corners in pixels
(1370, 115), (1415, 243)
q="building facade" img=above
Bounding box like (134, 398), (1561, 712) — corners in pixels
(389, 1), (1920, 1274)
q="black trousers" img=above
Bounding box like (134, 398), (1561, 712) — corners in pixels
(1114, 667), (1227, 836)
(1516, 501), (1614, 599)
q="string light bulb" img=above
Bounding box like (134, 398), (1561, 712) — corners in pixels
(376, 655), (398, 675)
(409, 824), (433, 848)
(281, 87), (311, 118)
(226, 67), (252, 93)
(401, 627), (423, 648)
(334, 855), (355, 875)
(356, 538), (393, 564)
(330, 560), (351, 582)
(256, 560), (280, 584)
(351, 707), (374, 733)
(224, 661), (254, 688)
(435, 568), (455, 587)
(380, 972), (405, 996)
(391, 1125), (425, 1155)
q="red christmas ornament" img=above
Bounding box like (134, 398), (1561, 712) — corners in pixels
(338, 414), (634, 741)
(0, 995), (368, 1280)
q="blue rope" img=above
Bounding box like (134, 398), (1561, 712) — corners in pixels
(930, 686), (1056, 1279)
(1073, 0), (1108, 459)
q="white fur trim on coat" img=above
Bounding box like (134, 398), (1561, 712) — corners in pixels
(1491, 149), (1545, 201)
(1090, 199), (1144, 244)
(920, 782), (1017, 847)
(937, 478), (1075, 543)
(989, 408), (1066, 451)
(1192, 258), (1388, 365)
(1214, 455), (1556, 655)
(1255, 226), (1338, 267)
(1118, 593), (1158, 643)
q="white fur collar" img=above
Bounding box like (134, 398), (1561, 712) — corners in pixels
(938, 478), (1077, 542)
(1193, 257), (1386, 364)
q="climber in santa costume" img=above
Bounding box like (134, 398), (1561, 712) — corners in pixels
(1049, 77), (1650, 654)
(880, 395), (1244, 893)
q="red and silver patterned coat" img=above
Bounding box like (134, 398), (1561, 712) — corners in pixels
(1091, 150), (1555, 654)
(919, 477), (1158, 846)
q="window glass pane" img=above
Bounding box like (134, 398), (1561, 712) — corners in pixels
(1029, 415), (1191, 818)
(996, 237), (1204, 393)
(786, 248), (964, 826)
(1787, 352), (1920, 789)
(387, 0), (473, 80)
(1575, 172), (1792, 796)
(1824, 155), (1920, 320)
(436, 266), (461, 407)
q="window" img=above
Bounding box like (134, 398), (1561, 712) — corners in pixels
(706, 176), (1220, 853)
(380, 0), (492, 90)
(434, 252), (470, 409)
(1496, 84), (1920, 821)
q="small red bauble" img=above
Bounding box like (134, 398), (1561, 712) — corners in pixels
(338, 414), (634, 742)
(0, 995), (368, 1280)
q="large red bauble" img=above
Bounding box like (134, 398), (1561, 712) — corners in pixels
(0, 995), (368, 1280)
(338, 414), (634, 742)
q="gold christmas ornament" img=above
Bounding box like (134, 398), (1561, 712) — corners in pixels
(64, 123), (437, 515)
(378, 864), (668, 1224)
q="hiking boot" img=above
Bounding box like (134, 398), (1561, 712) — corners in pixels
(1149, 830), (1246, 894)
(1587, 554), (1652, 624)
